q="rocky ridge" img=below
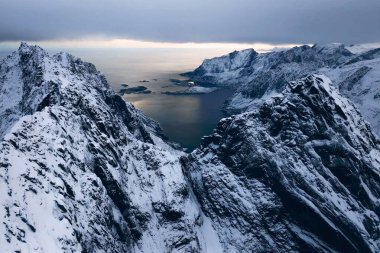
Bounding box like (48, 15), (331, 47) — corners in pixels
(185, 44), (380, 137)
(184, 75), (380, 252)
(0, 43), (221, 253)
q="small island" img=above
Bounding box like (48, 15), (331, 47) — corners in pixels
(163, 86), (218, 95)
(169, 79), (198, 87)
(119, 86), (152, 95)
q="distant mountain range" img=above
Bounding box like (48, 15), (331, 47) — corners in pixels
(185, 43), (380, 136)
(1, 43), (380, 252)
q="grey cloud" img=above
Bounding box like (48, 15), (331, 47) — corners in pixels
(0, 0), (379, 44)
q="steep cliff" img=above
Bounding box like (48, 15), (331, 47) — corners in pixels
(184, 75), (380, 252)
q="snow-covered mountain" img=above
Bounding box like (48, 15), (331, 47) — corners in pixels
(0, 43), (221, 252)
(185, 44), (380, 136)
(184, 75), (380, 252)
(1, 43), (380, 252)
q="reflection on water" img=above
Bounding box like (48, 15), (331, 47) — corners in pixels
(0, 47), (237, 151)
(127, 89), (234, 150)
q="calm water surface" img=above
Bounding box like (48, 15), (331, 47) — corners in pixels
(0, 48), (236, 150)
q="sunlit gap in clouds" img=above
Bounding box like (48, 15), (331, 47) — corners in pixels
(0, 38), (300, 53)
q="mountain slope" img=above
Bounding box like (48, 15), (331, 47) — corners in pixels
(183, 75), (380, 252)
(0, 43), (221, 253)
(319, 48), (380, 135)
(185, 44), (380, 137)
(186, 44), (351, 87)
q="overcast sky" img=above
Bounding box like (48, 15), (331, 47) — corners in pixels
(1, 0), (379, 45)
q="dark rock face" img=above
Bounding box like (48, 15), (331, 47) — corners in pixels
(338, 66), (372, 91)
(184, 75), (380, 252)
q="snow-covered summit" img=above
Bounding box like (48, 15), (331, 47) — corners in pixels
(185, 43), (380, 137)
(186, 48), (257, 80)
(0, 43), (220, 252)
(185, 43), (353, 85)
(0, 42), (163, 141)
(312, 43), (350, 55)
(185, 74), (380, 252)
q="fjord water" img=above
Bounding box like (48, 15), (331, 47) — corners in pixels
(0, 48), (234, 150)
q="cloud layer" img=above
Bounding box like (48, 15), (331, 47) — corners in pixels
(1, 0), (379, 44)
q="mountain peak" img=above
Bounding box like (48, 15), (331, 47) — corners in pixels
(312, 43), (353, 56)
(286, 74), (377, 147)
(287, 74), (334, 96)
(0, 44), (216, 252)
(19, 41), (31, 50)
(186, 73), (380, 252)
(231, 48), (257, 56)
(18, 41), (46, 56)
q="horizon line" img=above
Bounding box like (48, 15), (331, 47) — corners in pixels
(0, 38), (301, 52)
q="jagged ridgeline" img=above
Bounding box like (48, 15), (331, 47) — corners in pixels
(185, 44), (380, 136)
(184, 75), (380, 252)
(1, 43), (380, 252)
(0, 43), (216, 252)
